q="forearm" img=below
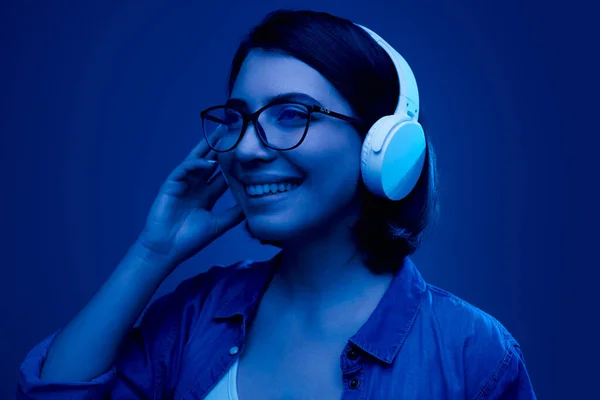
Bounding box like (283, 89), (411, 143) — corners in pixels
(40, 241), (176, 382)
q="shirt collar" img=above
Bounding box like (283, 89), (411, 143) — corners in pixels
(212, 253), (426, 364)
(212, 252), (282, 321)
(349, 257), (427, 364)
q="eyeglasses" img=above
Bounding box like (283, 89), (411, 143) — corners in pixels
(200, 101), (365, 152)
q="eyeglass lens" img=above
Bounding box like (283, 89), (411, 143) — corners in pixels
(203, 103), (310, 151)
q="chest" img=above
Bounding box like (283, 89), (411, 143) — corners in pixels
(174, 299), (467, 400)
(237, 336), (344, 400)
(236, 301), (356, 400)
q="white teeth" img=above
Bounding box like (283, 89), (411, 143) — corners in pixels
(244, 181), (300, 197)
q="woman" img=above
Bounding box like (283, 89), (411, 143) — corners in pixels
(19, 9), (536, 399)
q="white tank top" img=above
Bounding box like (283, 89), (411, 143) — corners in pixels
(204, 359), (240, 400)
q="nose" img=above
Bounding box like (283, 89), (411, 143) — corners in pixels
(233, 120), (274, 163)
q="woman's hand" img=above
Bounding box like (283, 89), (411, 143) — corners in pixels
(138, 139), (245, 268)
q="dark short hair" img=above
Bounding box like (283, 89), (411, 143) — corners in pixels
(227, 9), (439, 273)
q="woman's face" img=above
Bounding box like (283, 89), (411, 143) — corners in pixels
(217, 49), (365, 243)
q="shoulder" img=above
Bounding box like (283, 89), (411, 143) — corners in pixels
(149, 258), (267, 312)
(136, 257), (268, 330)
(425, 284), (516, 353)
(123, 257), (271, 371)
(423, 285), (535, 399)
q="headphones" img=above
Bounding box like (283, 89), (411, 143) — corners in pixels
(355, 24), (427, 201)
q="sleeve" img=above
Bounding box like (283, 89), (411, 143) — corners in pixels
(17, 265), (226, 400)
(475, 341), (537, 400)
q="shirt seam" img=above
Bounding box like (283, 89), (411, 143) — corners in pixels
(151, 265), (226, 399)
(153, 288), (190, 400)
(184, 266), (224, 342)
(427, 284), (521, 400)
(472, 332), (515, 400)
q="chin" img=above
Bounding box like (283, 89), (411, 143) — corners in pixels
(245, 217), (300, 243)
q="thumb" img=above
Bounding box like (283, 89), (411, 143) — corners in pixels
(213, 204), (246, 237)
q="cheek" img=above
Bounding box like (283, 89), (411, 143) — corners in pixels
(299, 147), (363, 203)
(306, 132), (360, 173)
(324, 161), (362, 198)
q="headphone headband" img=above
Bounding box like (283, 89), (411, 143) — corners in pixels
(354, 23), (427, 201)
(355, 24), (420, 120)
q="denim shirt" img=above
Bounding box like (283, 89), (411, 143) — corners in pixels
(18, 254), (536, 399)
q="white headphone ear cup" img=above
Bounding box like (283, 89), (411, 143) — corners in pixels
(361, 115), (426, 200)
(362, 115), (400, 176)
(361, 115), (407, 196)
(360, 118), (383, 174)
(387, 121), (426, 200)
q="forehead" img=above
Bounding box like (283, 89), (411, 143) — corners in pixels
(231, 49), (344, 111)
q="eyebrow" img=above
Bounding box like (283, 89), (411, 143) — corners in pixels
(225, 92), (326, 111)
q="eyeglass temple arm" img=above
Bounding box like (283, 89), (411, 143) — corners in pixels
(314, 106), (367, 128)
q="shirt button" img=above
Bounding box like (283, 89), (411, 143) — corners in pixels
(349, 378), (360, 389)
(347, 347), (359, 360)
(229, 346), (239, 355)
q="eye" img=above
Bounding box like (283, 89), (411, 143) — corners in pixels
(276, 107), (309, 123)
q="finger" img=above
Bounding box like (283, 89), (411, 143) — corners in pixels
(186, 144), (218, 164)
(204, 149), (218, 161)
(187, 156), (222, 194)
(213, 204), (246, 237)
(200, 172), (230, 208)
(159, 180), (188, 196)
(186, 130), (222, 160)
(167, 158), (218, 182)
(185, 138), (212, 160)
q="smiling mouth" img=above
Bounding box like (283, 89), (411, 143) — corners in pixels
(244, 180), (303, 198)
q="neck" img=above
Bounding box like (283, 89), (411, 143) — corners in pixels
(273, 213), (392, 310)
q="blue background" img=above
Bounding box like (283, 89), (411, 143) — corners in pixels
(1, 0), (597, 398)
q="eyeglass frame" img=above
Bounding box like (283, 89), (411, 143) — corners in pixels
(199, 100), (367, 152)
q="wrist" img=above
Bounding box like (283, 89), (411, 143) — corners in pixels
(128, 237), (180, 276)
